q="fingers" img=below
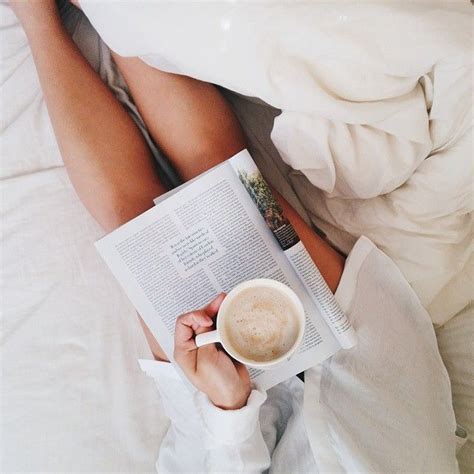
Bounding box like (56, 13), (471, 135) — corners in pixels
(174, 309), (214, 375)
(196, 293), (226, 336)
(203, 292), (226, 317)
(175, 310), (213, 349)
(174, 294), (227, 377)
(175, 293), (226, 346)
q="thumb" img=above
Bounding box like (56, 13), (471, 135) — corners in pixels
(195, 292), (226, 335)
(203, 292), (227, 317)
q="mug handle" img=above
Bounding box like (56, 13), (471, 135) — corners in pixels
(195, 330), (221, 347)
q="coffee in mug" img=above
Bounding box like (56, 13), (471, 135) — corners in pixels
(195, 279), (305, 369)
(222, 286), (301, 362)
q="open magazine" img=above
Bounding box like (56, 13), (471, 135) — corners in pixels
(95, 150), (356, 390)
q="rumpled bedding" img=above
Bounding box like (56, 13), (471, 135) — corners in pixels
(80, 1), (473, 326)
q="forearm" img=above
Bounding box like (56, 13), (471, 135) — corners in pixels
(153, 375), (270, 474)
(21, 13), (165, 232)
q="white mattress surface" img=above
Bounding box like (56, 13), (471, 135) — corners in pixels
(1, 170), (168, 471)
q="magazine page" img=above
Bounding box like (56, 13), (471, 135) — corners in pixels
(229, 151), (357, 349)
(95, 155), (340, 391)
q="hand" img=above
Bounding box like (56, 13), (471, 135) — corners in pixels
(174, 294), (251, 410)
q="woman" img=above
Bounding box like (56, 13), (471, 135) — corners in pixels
(10, 0), (344, 362)
(10, 2), (458, 472)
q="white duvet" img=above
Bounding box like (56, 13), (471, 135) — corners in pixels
(81, 1), (473, 326)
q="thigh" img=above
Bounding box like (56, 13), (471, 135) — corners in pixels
(114, 56), (345, 291)
(112, 54), (246, 181)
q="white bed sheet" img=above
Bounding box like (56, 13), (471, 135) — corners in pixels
(1, 168), (167, 472)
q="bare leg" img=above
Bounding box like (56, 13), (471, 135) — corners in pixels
(113, 55), (345, 291)
(11, 1), (167, 359)
(11, 3), (166, 232)
(13, 3), (343, 363)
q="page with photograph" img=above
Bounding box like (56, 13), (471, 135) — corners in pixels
(229, 151), (357, 349)
(96, 154), (341, 390)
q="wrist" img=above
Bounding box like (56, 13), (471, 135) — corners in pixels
(211, 386), (251, 410)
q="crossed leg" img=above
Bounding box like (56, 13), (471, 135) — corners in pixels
(112, 54), (345, 292)
(12, 1), (344, 361)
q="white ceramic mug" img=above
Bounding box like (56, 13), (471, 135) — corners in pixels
(195, 278), (306, 369)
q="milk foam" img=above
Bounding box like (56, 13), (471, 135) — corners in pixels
(223, 287), (300, 362)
